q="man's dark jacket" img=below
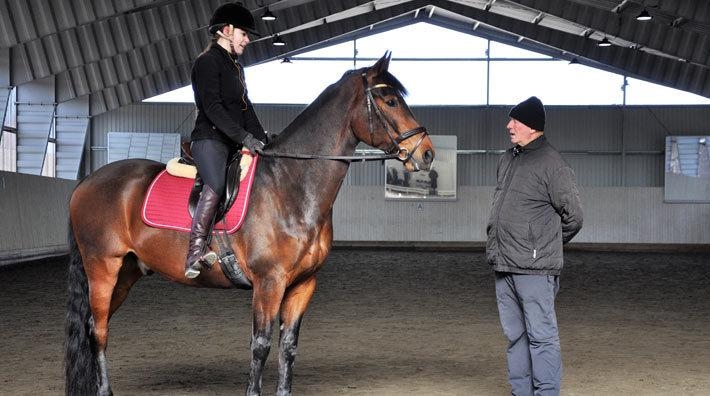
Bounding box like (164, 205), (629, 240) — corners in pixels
(190, 44), (266, 146)
(486, 135), (583, 275)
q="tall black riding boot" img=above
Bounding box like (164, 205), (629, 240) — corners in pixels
(184, 184), (221, 279)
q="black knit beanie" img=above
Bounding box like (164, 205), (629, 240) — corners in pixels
(509, 96), (545, 131)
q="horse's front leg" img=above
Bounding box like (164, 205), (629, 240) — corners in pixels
(247, 278), (286, 396)
(277, 276), (317, 395)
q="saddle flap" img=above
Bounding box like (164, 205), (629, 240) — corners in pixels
(188, 151), (243, 222)
(141, 152), (259, 234)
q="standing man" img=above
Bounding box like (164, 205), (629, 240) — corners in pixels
(486, 96), (583, 396)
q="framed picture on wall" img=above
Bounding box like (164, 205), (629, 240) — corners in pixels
(664, 135), (710, 203)
(385, 135), (457, 200)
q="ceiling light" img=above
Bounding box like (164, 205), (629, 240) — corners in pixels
(272, 34), (285, 46)
(261, 7), (276, 21)
(635, 9), (652, 21)
(598, 37), (612, 47)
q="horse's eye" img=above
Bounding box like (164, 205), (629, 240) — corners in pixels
(386, 99), (397, 107)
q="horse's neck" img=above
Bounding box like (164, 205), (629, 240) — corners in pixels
(275, 88), (359, 158)
(259, 88), (359, 214)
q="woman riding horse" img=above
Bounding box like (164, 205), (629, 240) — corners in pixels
(185, 2), (268, 279)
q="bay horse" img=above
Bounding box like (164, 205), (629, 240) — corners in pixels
(65, 53), (434, 395)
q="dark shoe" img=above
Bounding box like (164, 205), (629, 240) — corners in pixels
(185, 184), (221, 279)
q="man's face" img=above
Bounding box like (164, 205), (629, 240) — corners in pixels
(506, 118), (539, 146)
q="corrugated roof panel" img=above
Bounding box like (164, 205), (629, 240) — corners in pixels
(111, 16), (134, 53)
(142, 9), (167, 42)
(159, 4), (182, 37)
(31, 0), (57, 37)
(127, 12), (150, 47)
(69, 67), (90, 98)
(113, 53), (132, 83)
(115, 83), (132, 108)
(0, 1), (17, 48)
(176, 0), (200, 31)
(141, 45), (160, 74)
(140, 74), (157, 98)
(92, 0), (116, 18)
(156, 41), (175, 69)
(24, 40), (50, 78)
(59, 30), (84, 69)
(127, 49), (147, 76)
(51, 0), (77, 31)
(76, 25), (101, 63)
(127, 79), (144, 102)
(42, 34), (67, 74)
(169, 37), (188, 63)
(84, 62), (104, 92)
(71, 0), (98, 26)
(94, 21), (118, 58)
(99, 58), (119, 87)
(185, 32), (204, 57)
(8, 0), (37, 44)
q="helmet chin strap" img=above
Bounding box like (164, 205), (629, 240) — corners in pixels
(216, 25), (235, 53)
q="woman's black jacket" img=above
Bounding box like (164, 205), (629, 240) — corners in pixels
(190, 43), (266, 146)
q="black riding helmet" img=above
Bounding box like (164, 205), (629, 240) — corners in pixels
(208, 2), (260, 36)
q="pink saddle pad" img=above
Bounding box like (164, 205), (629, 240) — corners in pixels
(141, 153), (258, 234)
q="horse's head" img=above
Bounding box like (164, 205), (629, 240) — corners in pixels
(349, 52), (435, 171)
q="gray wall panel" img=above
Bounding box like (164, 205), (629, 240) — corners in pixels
(624, 154), (664, 187)
(88, 103), (710, 187)
(563, 154), (623, 187)
(90, 102), (195, 171)
(332, 186), (710, 244)
(623, 107), (673, 151)
(18, 101), (694, 254)
(546, 106), (623, 151)
(85, 103), (710, 187)
(0, 171), (76, 264)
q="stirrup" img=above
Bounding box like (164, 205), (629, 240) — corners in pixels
(184, 251), (218, 279)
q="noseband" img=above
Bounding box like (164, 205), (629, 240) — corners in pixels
(361, 72), (429, 169)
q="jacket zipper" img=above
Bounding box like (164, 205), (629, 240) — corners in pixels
(529, 223), (537, 259)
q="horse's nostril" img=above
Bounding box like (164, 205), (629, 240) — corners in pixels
(423, 150), (434, 164)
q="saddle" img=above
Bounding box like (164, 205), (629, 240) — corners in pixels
(175, 142), (242, 224)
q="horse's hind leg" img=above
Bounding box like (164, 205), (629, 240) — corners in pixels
(247, 279), (286, 396)
(85, 255), (141, 396)
(276, 276), (317, 396)
(109, 254), (144, 317)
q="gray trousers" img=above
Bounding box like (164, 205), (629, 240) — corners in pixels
(495, 272), (561, 396)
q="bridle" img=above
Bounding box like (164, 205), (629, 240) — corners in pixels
(361, 72), (429, 169)
(258, 72), (429, 167)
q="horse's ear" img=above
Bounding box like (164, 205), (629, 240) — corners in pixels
(370, 51), (392, 76)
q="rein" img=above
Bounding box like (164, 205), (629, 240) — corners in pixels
(257, 149), (399, 163)
(258, 72), (428, 165)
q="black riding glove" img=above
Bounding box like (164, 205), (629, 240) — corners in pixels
(242, 133), (265, 154)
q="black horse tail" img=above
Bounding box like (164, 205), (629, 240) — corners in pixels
(64, 221), (99, 395)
